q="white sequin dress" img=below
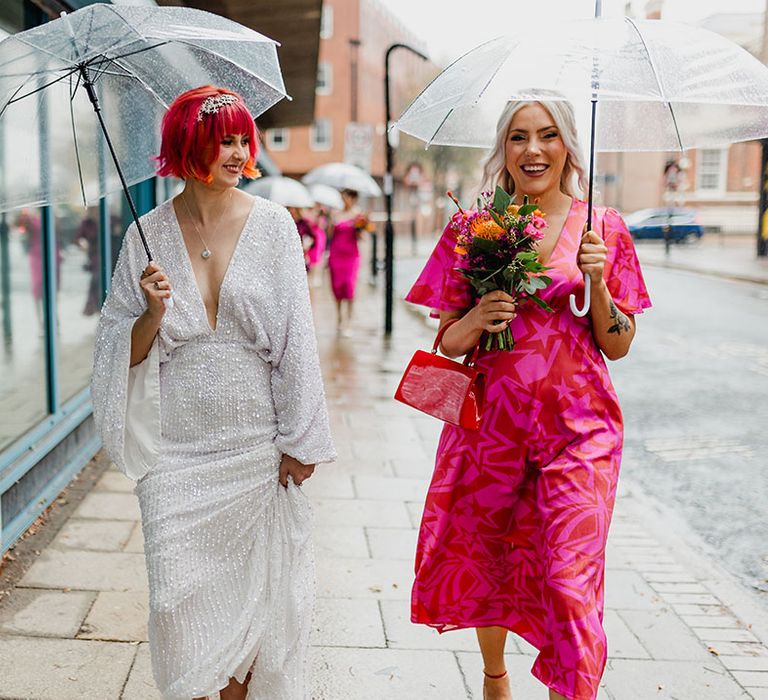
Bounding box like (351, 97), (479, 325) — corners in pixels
(91, 197), (336, 700)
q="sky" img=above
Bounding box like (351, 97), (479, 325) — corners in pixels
(383, 0), (766, 63)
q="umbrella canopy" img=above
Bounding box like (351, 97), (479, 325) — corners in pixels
(307, 183), (344, 210)
(395, 18), (768, 152)
(244, 176), (314, 208)
(303, 162), (382, 197)
(0, 4), (287, 215)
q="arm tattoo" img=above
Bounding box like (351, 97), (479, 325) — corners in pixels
(607, 300), (631, 335)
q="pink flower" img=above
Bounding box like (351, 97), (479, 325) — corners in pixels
(523, 222), (545, 240)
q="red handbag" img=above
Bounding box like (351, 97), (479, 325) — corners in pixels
(394, 319), (485, 430)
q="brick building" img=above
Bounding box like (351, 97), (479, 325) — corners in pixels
(263, 0), (430, 181)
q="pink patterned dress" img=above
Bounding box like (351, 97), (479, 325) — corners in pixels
(405, 199), (651, 700)
(328, 218), (360, 301)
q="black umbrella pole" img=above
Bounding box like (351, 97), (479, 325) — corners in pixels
(79, 66), (153, 262)
(587, 98), (597, 232)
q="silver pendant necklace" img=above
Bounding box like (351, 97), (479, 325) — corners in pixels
(180, 193), (220, 260)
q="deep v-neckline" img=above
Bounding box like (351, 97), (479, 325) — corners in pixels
(170, 198), (256, 334)
(537, 196), (576, 267)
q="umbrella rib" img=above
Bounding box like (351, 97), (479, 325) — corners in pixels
(68, 72), (88, 207)
(624, 17), (684, 151)
(426, 107), (455, 147)
(94, 40), (172, 65)
(3, 68), (79, 108)
(106, 56), (171, 110)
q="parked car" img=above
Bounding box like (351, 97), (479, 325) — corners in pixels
(624, 208), (704, 243)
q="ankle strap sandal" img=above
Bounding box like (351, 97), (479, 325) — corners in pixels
(483, 669), (508, 680)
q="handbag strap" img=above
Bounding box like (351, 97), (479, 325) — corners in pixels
(432, 318), (481, 367)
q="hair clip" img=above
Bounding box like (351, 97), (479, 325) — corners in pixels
(197, 94), (238, 121)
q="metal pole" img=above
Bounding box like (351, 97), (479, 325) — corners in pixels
(384, 42), (428, 336)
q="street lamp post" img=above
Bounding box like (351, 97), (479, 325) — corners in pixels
(384, 42), (428, 336)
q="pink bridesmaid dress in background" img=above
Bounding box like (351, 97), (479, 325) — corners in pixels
(328, 218), (360, 301)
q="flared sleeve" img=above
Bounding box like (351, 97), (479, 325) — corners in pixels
(601, 207), (652, 316)
(405, 218), (473, 318)
(267, 208), (336, 465)
(91, 223), (160, 481)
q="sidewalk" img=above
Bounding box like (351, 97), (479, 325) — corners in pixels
(634, 233), (768, 285)
(1, 270), (768, 699)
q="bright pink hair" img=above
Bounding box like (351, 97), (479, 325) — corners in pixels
(156, 85), (260, 184)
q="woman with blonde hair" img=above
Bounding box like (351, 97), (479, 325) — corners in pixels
(405, 97), (651, 700)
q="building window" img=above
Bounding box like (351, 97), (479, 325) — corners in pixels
(310, 119), (333, 151)
(696, 148), (728, 193)
(266, 128), (290, 151)
(316, 62), (333, 95)
(320, 5), (333, 39)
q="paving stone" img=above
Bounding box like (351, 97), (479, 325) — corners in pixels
(602, 659), (752, 699)
(366, 527), (418, 560)
(315, 454), (395, 476)
(699, 628), (762, 643)
(747, 689), (768, 700)
(73, 492), (141, 521)
(78, 591), (148, 642)
(455, 651), (613, 699)
(316, 558), (413, 600)
(650, 582), (710, 594)
(604, 610), (650, 659)
(658, 591), (722, 605)
(379, 599), (483, 652)
(121, 642), (162, 700)
(311, 598), (385, 648)
(313, 498), (411, 528)
(0, 589), (94, 637)
(123, 522), (145, 553)
(682, 614), (745, 629)
(604, 570), (664, 610)
(51, 518), (135, 552)
(719, 656), (768, 671)
(704, 641), (768, 657)
(0, 635), (135, 699)
(352, 439), (430, 462)
(732, 671), (768, 687)
(311, 646), (467, 700)
(642, 571), (699, 584)
(314, 526), (369, 559)
(94, 470), (136, 493)
(354, 475), (427, 501)
(19, 549), (148, 592)
(619, 608), (711, 660)
(301, 473), (355, 499)
(390, 456), (435, 479)
(674, 603), (732, 617)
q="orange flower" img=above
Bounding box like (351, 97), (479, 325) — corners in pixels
(454, 245), (468, 255)
(470, 213), (504, 239)
(506, 204), (520, 216)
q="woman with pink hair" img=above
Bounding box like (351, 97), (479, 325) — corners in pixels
(92, 86), (335, 700)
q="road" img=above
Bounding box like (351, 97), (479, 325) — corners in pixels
(611, 265), (768, 599)
(394, 249), (768, 603)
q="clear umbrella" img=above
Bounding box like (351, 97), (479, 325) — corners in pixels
(245, 176), (314, 208)
(307, 183), (344, 210)
(395, 13), (768, 314)
(303, 162), (382, 198)
(0, 4), (287, 260)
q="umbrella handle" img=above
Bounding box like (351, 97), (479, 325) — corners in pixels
(569, 273), (591, 317)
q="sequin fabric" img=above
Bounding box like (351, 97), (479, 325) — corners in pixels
(91, 196), (335, 699)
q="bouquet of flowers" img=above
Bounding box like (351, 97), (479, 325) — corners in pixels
(448, 186), (553, 351)
(353, 213), (375, 236)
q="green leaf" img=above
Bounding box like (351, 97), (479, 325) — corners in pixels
(489, 209), (506, 230)
(527, 294), (554, 312)
(530, 276), (548, 290)
(492, 186), (512, 214)
(518, 203), (538, 216)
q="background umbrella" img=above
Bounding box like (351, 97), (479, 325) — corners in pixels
(244, 176), (314, 208)
(303, 162), (382, 198)
(395, 4), (768, 315)
(0, 4), (287, 262)
(307, 183), (344, 210)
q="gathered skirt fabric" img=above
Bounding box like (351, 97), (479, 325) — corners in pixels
(135, 441), (315, 700)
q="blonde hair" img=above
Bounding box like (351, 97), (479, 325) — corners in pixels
(479, 97), (588, 199)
